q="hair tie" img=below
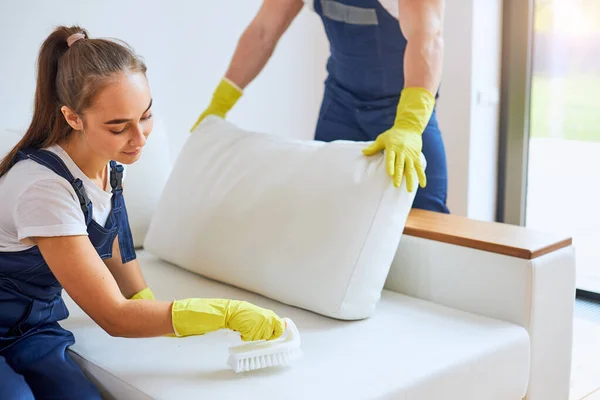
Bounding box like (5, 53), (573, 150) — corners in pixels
(67, 32), (85, 48)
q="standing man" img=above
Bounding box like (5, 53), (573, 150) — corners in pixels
(191, 0), (449, 213)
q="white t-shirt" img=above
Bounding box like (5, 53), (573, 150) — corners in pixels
(303, 0), (399, 19)
(0, 144), (125, 252)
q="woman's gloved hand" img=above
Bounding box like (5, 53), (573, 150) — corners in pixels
(190, 77), (243, 132)
(171, 298), (285, 342)
(129, 287), (155, 300)
(362, 86), (435, 191)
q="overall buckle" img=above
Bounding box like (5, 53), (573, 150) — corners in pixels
(73, 178), (91, 217)
(110, 164), (124, 192)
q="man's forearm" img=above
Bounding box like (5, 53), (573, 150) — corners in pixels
(223, 0), (303, 89)
(223, 22), (278, 89)
(403, 30), (444, 94)
(399, 0), (445, 95)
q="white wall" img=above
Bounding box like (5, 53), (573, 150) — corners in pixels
(437, 0), (503, 219)
(436, 2), (474, 217)
(0, 0), (502, 221)
(468, 0), (503, 221)
(0, 0), (329, 159)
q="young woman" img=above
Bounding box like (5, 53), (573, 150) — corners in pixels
(0, 26), (284, 399)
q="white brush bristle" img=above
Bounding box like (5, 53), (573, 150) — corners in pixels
(227, 318), (302, 373)
(232, 348), (302, 373)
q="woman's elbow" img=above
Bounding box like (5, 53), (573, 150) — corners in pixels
(95, 302), (131, 338)
(104, 321), (128, 338)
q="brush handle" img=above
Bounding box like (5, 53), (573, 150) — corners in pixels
(280, 318), (299, 343)
(228, 317), (300, 352)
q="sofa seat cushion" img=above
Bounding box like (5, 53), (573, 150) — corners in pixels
(61, 251), (530, 400)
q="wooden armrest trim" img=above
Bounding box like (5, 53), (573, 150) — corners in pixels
(403, 209), (572, 260)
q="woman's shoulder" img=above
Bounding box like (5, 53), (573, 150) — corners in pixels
(0, 152), (84, 251)
(1, 152), (77, 201)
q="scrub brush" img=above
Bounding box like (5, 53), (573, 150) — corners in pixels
(227, 317), (302, 373)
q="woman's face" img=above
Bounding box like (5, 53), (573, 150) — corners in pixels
(65, 71), (154, 165)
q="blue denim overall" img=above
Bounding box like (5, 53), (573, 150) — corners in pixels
(0, 148), (136, 399)
(312, 0), (450, 213)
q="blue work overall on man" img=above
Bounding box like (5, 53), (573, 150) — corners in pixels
(191, 0), (449, 214)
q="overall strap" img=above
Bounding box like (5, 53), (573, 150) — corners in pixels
(109, 160), (124, 193)
(107, 160), (137, 263)
(16, 148), (93, 225)
(317, 0), (380, 26)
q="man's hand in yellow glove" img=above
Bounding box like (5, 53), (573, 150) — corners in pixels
(171, 298), (285, 342)
(190, 78), (243, 133)
(362, 87), (435, 191)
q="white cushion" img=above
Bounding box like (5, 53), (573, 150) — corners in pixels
(143, 116), (419, 320)
(62, 250), (530, 400)
(123, 118), (172, 248)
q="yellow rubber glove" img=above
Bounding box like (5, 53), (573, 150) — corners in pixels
(362, 87), (435, 191)
(129, 287), (155, 300)
(190, 77), (243, 132)
(171, 298), (285, 342)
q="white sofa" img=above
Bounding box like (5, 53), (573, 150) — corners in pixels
(1, 124), (576, 400)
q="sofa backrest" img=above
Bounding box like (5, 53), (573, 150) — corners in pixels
(143, 116), (421, 320)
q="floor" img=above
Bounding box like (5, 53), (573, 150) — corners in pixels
(570, 298), (600, 399)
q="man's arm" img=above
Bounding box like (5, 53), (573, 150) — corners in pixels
(190, 0), (303, 132)
(223, 0), (304, 89)
(362, 0), (446, 190)
(398, 0), (445, 94)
